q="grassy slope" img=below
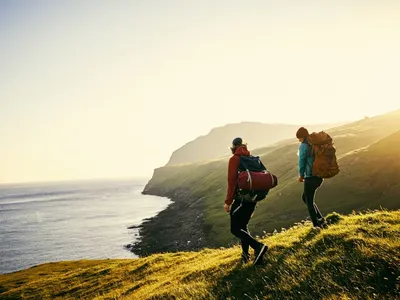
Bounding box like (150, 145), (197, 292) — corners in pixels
(1, 210), (399, 299)
(251, 129), (400, 240)
(144, 110), (400, 246)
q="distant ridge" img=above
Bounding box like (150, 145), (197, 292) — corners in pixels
(167, 121), (344, 165)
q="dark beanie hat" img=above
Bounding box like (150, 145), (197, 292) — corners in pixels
(232, 137), (243, 147)
(296, 127), (309, 139)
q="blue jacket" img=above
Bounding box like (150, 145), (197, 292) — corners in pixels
(298, 141), (314, 178)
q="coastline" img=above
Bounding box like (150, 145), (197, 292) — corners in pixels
(126, 188), (208, 256)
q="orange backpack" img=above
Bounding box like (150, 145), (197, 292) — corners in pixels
(308, 131), (340, 178)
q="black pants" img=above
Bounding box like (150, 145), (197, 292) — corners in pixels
(230, 199), (260, 254)
(302, 176), (324, 227)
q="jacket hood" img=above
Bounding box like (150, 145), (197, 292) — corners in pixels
(234, 145), (250, 156)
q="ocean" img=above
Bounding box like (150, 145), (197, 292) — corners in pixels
(0, 179), (170, 274)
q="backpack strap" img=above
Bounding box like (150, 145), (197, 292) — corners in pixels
(239, 157), (253, 190)
(303, 140), (313, 156)
(234, 157), (245, 197)
(302, 140), (314, 172)
(259, 159), (267, 171)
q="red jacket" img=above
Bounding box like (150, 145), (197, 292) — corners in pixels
(225, 146), (250, 205)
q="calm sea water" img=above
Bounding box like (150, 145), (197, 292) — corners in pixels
(0, 179), (170, 274)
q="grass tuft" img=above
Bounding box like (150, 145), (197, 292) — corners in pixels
(326, 212), (344, 225)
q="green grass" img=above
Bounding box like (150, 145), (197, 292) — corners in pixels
(1, 210), (399, 299)
(144, 110), (400, 246)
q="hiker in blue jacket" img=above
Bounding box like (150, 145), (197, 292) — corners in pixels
(296, 127), (328, 230)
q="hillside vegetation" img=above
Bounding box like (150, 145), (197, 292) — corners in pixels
(0, 211), (400, 299)
(1, 210), (399, 300)
(139, 110), (400, 251)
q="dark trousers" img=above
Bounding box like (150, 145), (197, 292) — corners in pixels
(302, 176), (324, 227)
(230, 199), (260, 254)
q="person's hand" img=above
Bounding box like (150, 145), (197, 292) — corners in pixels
(298, 176), (304, 182)
(224, 204), (231, 213)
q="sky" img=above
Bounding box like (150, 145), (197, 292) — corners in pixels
(1, 0), (400, 183)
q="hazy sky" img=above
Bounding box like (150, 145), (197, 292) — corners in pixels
(1, 0), (399, 183)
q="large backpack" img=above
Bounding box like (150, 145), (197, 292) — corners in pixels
(236, 156), (278, 202)
(308, 131), (340, 178)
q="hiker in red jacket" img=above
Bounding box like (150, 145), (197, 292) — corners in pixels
(224, 137), (268, 265)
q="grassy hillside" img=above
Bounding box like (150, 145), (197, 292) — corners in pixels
(167, 122), (341, 166)
(1, 210), (399, 299)
(140, 110), (400, 249)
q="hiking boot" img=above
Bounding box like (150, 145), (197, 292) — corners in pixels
(317, 217), (328, 229)
(319, 221), (328, 229)
(253, 244), (268, 265)
(311, 226), (322, 234)
(241, 253), (250, 264)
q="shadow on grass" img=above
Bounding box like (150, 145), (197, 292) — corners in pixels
(208, 229), (400, 300)
(209, 230), (319, 299)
